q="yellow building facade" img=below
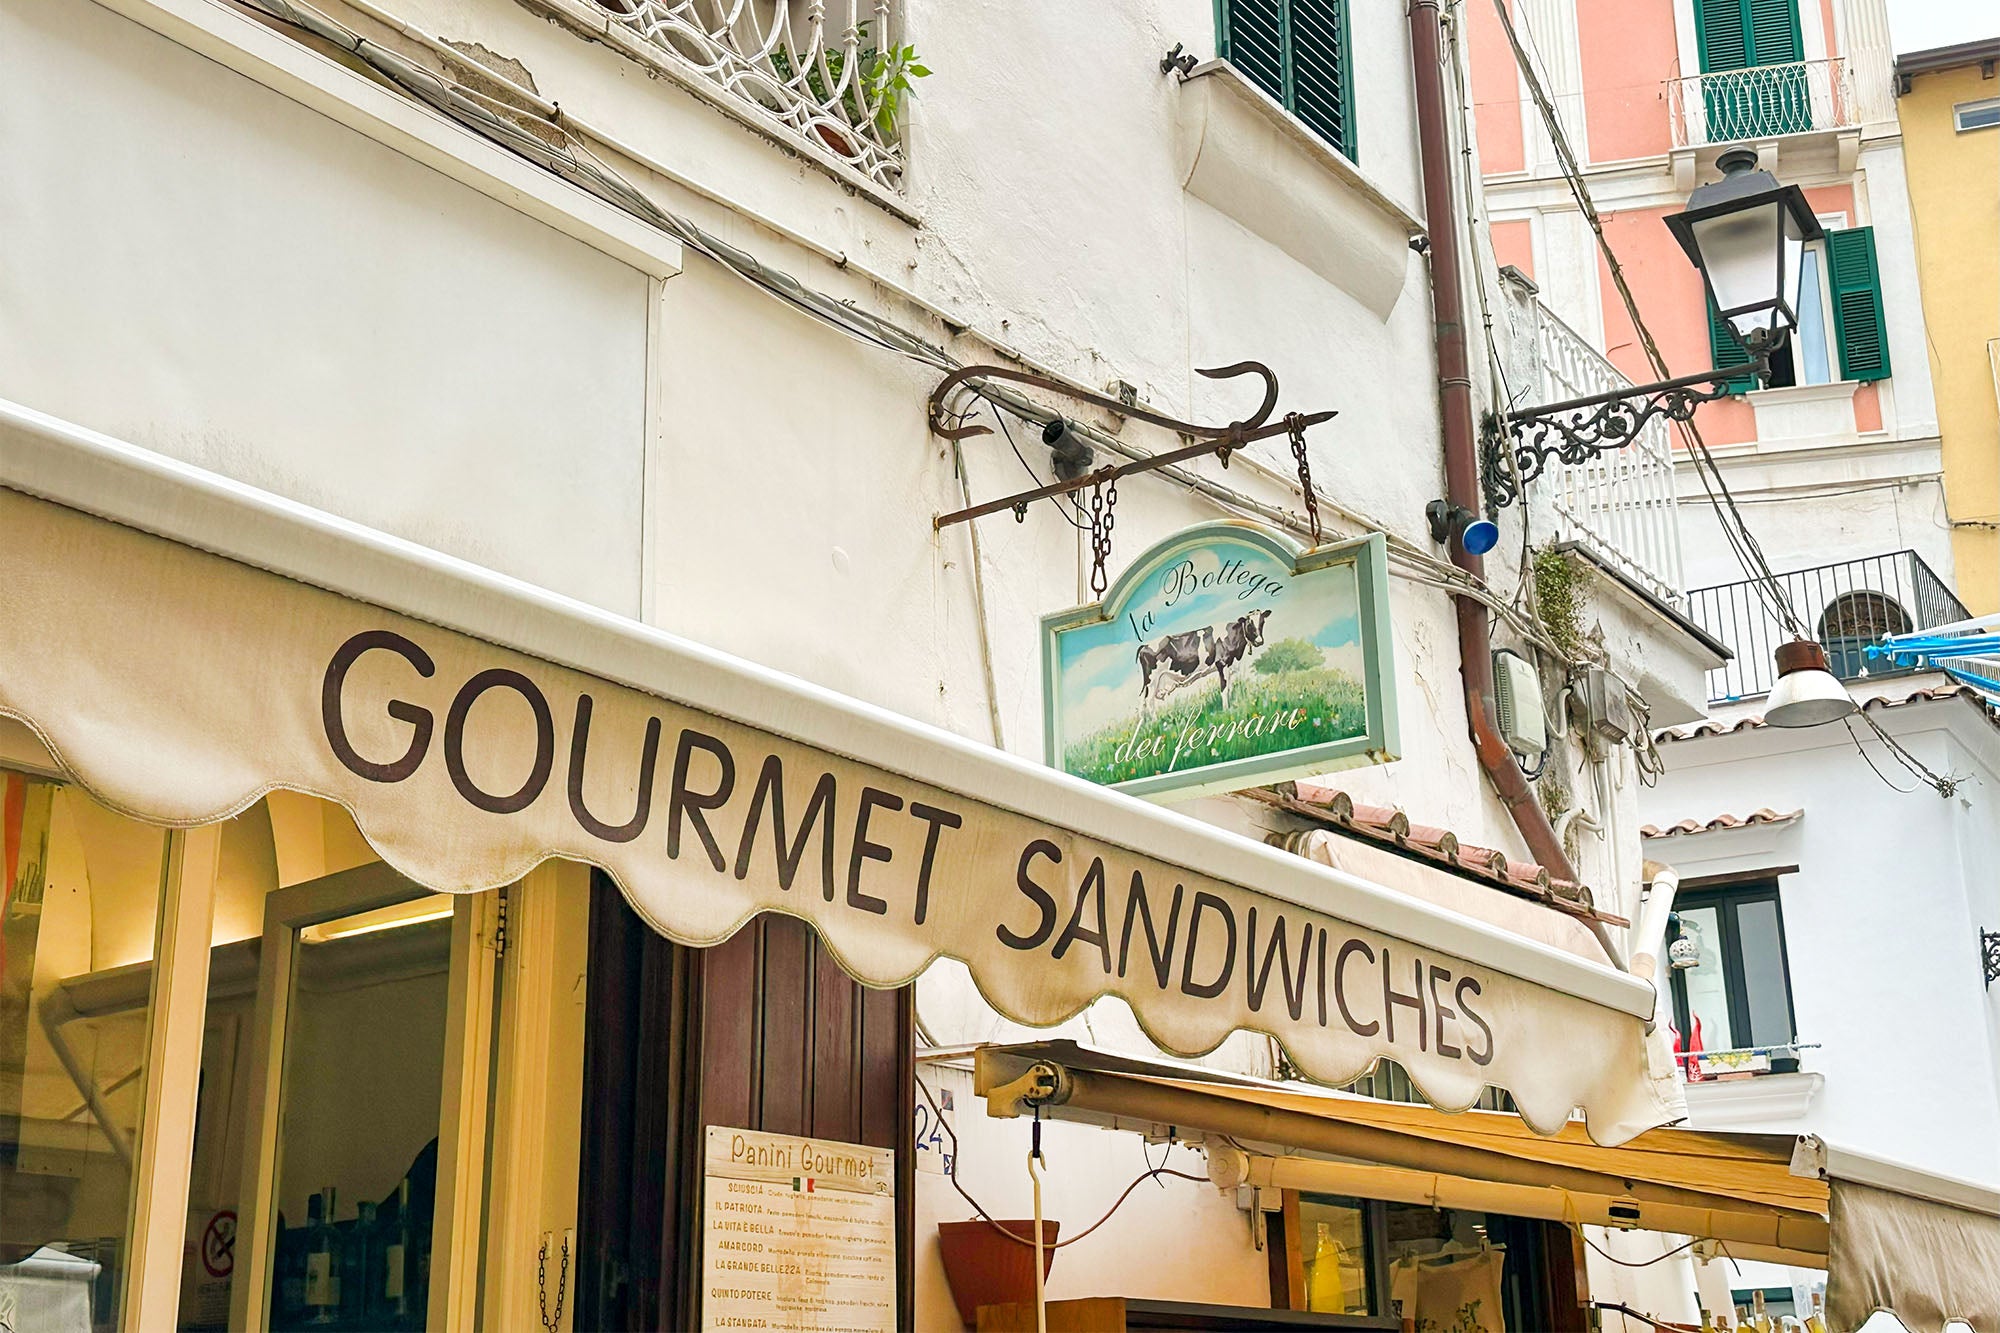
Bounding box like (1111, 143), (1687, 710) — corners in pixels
(1899, 40), (2000, 614)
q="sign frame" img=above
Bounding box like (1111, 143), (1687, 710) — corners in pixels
(1041, 521), (1398, 800)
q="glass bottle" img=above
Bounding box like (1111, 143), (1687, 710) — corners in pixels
(385, 1178), (412, 1328)
(348, 1200), (377, 1326)
(306, 1187), (341, 1325)
(1307, 1220), (1346, 1313)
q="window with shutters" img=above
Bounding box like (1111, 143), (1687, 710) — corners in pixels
(1693, 0), (1811, 139)
(1217, 0), (1358, 163)
(1709, 223), (1889, 391)
(1668, 882), (1799, 1073)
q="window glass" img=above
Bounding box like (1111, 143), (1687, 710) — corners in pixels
(1956, 98), (2000, 132)
(1298, 1194), (1370, 1315)
(1675, 905), (1731, 1052)
(1794, 246), (1832, 385)
(1735, 898), (1795, 1047)
(1, 775), (167, 1332)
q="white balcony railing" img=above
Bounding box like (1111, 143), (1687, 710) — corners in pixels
(591, 0), (907, 189)
(1669, 58), (1854, 149)
(1532, 308), (1687, 606)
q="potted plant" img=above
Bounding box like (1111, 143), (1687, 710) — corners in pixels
(935, 1217), (1058, 1329)
(769, 25), (929, 156)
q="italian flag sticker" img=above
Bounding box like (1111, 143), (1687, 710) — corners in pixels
(792, 1178), (815, 1192)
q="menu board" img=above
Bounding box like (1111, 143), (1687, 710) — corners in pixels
(702, 1126), (897, 1332)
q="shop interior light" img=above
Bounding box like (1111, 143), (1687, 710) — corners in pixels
(300, 895), (456, 945)
(1763, 640), (1859, 728)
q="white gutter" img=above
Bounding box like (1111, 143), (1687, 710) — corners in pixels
(0, 397), (1655, 1018)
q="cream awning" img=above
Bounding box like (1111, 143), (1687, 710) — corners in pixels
(974, 1042), (2000, 1333)
(1, 396), (1672, 1143)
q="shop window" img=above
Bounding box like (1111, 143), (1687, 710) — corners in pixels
(1217, 0), (1358, 163)
(1297, 1194), (1376, 1315)
(1668, 881), (1797, 1062)
(1276, 1198), (1583, 1330)
(1956, 97), (2000, 132)
(0, 774), (168, 1331)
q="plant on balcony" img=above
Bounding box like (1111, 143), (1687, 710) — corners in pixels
(769, 25), (929, 153)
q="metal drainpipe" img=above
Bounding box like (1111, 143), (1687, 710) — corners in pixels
(1406, 0), (1582, 888)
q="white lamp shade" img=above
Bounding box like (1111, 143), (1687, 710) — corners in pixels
(1692, 205), (1787, 343)
(1765, 640), (1859, 728)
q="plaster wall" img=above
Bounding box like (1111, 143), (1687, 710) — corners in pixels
(0, 0), (654, 614)
(0, 0), (1733, 1319)
(1898, 61), (2000, 614)
(1637, 707), (2000, 1189)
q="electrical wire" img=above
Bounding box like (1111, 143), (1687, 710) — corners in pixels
(1487, 0), (1809, 641)
(242, 0), (1586, 671)
(1578, 1231), (1698, 1268)
(915, 1075), (1206, 1250)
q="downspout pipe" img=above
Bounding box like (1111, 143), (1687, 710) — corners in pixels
(1406, 0), (1600, 933)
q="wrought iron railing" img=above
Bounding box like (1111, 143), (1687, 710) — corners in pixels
(591, 0), (907, 188)
(1668, 58), (1854, 149)
(1686, 550), (1967, 702)
(1525, 305), (1687, 605)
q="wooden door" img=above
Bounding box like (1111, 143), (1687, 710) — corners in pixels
(574, 873), (914, 1331)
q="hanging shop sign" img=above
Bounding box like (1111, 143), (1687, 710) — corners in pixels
(701, 1127), (896, 1332)
(1042, 522), (1398, 801)
(0, 472), (1672, 1143)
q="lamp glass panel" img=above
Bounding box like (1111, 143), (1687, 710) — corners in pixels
(1736, 898), (1794, 1047)
(1692, 205), (1784, 340)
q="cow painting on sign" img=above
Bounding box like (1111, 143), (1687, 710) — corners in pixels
(1136, 611), (1271, 715)
(1044, 523), (1398, 800)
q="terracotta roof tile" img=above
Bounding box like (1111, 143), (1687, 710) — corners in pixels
(1640, 808), (1803, 839)
(1247, 783), (1626, 927)
(1655, 684), (1995, 745)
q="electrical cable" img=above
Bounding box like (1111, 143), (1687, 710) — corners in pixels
(246, 0), (1583, 669)
(915, 1075), (1206, 1250)
(1488, 0), (1809, 641)
(1577, 1231), (1697, 1268)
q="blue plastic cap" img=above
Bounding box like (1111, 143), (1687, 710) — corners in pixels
(1460, 518), (1501, 557)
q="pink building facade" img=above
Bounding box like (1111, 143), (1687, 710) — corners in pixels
(1469, 0), (1947, 616)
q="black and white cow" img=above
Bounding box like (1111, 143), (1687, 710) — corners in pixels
(1206, 609), (1271, 703)
(1135, 626), (1215, 713)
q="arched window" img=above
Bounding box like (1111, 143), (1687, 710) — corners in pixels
(1817, 591), (1912, 678)
(1818, 591), (1912, 642)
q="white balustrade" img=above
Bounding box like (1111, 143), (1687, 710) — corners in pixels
(592, 0), (907, 188)
(1668, 58), (1854, 149)
(1531, 307), (1687, 607)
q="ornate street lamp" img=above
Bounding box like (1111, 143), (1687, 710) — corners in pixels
(1483, 149), (1817, 512)
(1663, 149), (1823, 357)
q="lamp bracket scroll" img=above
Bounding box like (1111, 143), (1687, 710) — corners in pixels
(1483, 361), (1767, 512)
(1983, 928), (2000, 990)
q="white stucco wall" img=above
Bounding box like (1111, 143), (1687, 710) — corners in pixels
(1, 0), (1737, 1320)
(0, 0), (654, 612)
(1639, 699), (2000, 1190)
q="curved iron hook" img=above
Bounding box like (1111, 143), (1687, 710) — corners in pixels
(927, 361), (1283, 442)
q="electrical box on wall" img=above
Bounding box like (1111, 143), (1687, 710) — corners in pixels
(1573, 665), (1636, 747)
(1492, 650), (1546, 758)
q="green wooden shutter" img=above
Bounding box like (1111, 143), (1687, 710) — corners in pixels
(1708, 302), (1760, 394)
(1288, 0), (1356, 162)
(1745, 0), (1803, 65)
(1218, 0), (1285, 106)
(1696, 0), (1802, 69)
(1695, 0), (1750, 72)
(1825, 227), (1891, 382)
(1218, 0), (1356, 162)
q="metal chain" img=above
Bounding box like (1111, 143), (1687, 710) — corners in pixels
(1287, 414), (1321, 546)
(1086, 477), (1118, 598)
(539, 1233), (570, 1331)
